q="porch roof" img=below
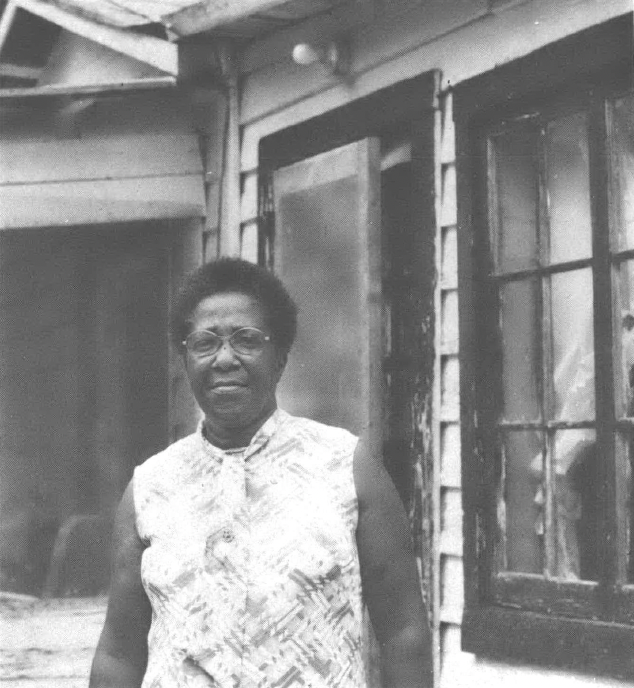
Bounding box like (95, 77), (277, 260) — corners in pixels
(38, 0), (353, 38)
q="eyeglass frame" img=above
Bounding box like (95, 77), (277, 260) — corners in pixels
(181, 327), (273, 358)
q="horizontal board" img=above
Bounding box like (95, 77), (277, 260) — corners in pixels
(440, 422), (461, 488)
(0, 133), (203, 185)
(0, 175), (205, 228)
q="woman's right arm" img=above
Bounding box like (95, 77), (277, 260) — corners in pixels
(89, 480), (152, 688)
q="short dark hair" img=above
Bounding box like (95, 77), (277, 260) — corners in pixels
(169, 258), (298, 356)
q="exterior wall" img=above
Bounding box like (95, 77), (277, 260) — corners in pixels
(235, 0), (633, 686)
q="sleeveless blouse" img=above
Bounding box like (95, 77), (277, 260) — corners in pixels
(133, 409), (366, 688)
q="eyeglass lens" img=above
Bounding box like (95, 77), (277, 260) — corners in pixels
(186, 328), (268, 356)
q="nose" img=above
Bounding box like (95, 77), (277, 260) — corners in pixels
(210, 340), (240, 368)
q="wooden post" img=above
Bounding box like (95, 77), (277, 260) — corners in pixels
(218, 41), (242, 257)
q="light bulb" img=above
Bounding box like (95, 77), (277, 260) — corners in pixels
(292, 43), (322, 66)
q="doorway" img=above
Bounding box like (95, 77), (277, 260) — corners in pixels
(259, 73), (439, 683)
(0, 222), (170, 596)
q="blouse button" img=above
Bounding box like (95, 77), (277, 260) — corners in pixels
(221, 527), (235, 543)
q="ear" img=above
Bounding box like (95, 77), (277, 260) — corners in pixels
(275, 350), (288, 380)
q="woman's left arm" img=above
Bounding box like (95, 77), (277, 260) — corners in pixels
(354, 438), (433, 688)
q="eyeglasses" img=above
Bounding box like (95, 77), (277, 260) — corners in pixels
(182, 327), (271, 358)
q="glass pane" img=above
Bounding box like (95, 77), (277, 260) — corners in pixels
(499, 279), (540, 421)
(491, 130), (539, 272)
(613, 94), (634, 250)
(273, 141), (380, 436)
(501, 431), (543, 574)
(551, 429), (597, 581)
(546, 112), (592, 263)
(551, 269), (595, 421)
(618, 259), (634, 417)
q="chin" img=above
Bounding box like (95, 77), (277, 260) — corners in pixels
(206, 404), (256, 425)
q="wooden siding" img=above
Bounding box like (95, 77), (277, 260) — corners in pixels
(0, 87), (206, 228)
(436, 91), (463, 685)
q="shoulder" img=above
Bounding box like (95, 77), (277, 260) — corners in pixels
(132, 432), (201, 520)
(282, 412), (358, 453)
(134, 432), (199, 480)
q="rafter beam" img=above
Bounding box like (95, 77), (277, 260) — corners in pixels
(12, 0), (178, 74)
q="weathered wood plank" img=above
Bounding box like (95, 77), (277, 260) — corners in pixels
(0, 133), (202, 185)
(462, 605), (634, 681)
(0, 175), (205, 228)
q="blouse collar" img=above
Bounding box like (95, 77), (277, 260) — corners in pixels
(198, 408), (288, 462)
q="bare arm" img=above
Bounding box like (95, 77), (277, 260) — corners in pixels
(89, 481), (151, 688)
(354, 439), (433, 688)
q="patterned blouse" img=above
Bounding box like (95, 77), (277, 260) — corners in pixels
(133, 409), (366, 688)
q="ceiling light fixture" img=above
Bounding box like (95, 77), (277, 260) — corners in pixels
(292, 39), (350, 79)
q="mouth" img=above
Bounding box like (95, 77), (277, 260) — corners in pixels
(210, 381), (247, 391)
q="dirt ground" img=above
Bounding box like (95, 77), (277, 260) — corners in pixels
(0, 592), (106, 687)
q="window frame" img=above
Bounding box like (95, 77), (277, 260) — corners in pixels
(455, 12), (634, 679)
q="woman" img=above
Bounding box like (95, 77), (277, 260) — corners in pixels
(90, 258), (431, 688)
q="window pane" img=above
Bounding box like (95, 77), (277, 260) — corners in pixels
(613, 94), (634, 250)
(552, 429), (598, 581)
(546, 113), (592, 263)
(617, 259), (634, 417)
(499, 279), (540, 421)
(551, 269), (595, 421)
(491, 130), (539, 272)
(501, 431), (543, 574)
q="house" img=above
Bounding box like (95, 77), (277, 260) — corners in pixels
(0, 1), (632, 687)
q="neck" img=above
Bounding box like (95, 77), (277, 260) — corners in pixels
(202, 403), (277, 450)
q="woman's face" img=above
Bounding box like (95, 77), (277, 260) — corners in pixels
(184, 291), (286, 438)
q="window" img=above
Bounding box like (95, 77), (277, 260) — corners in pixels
(455, 14), (634, 678)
